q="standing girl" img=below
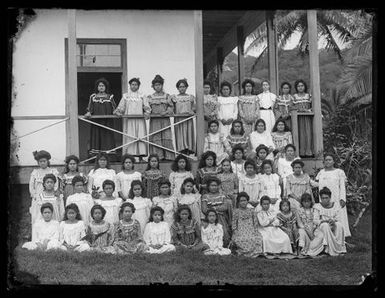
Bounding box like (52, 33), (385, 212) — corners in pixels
(276, 200), (299, 254)
(315, 154), (351, 237)
(203, 80), (219, 130)
(203, 120), (230, 165)
(93, 180), (122, 225)
(225, 120), (249, 156)
(114, 77), (151, 158)
(152, 179), (178, 228)
(128, 180), (153, 236)
(292, 80), (313, 157)
(238, 159), (261, 207)
(60, 155), (87, 205)
(142, 154), (166, 200)
(231, 146), (246, 179)
(116, 154), (142, 201)
(271, 119), (293, 158)
(274, 82), (294, 129)
(196, 151), (221, 194)
(248, 119), (275, 159)
(143, 206), (176, 253)
(218, 158), (239, 207)
(147, 74), (175, 160)
(276, 144), (300, 193)
(257, 160), (282, 213)
(169, 155), (194, 196)
(201, 177), (233, 247)
(238, 79), (259, 136)
(201, 209), (232, 255)
(178, 178), (202, 226)
(84, 77), (117, 159)
(217, 81), (238, 138)
(171, 78), (196, 154)
(231, 192), (263, 257)
(256, 80), (277, 133)
(87, 152), (116, 199)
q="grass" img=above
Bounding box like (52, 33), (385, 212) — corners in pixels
(9, 185), (373, 286)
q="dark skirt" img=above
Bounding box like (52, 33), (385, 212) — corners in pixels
(89, 119), (116, 155)
(298, 115), (313, 156)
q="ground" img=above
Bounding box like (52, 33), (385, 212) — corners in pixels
(8, 185), (373, 285)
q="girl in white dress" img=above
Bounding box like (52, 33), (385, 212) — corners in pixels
(314, 187), (347, 256)
(87, 152), (117, 199)
(238, 159), (261, 208)
(116, 154), (142, 201)
(217, 81), (238, 138)
(177, 177), (203, 227)
(248, 119), (275, 160)
(169, 155), (194, 196)
(128, 180), (153, 235)
(66, 175), (94, 226)
(231, 146), (246, 180)
(29, 150), (60, 224)
(256, 196), (293, 254)
(276, 144), (300, 193)
(256, 160), (281, 213)
(22, 202), (61, 251)
(152, 179), (178, 228)
(256, 80), (277, 133)
(93, 180), (122, 225)
(315, 154), (351, 238)
(143, 206), (176, 254)
(58, 204), (90, 252)
(113, 77), (150, 157)
(201, 209), (231, 255)
(204, 120), (230, 165)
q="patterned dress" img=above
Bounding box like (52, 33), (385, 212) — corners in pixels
(231, 160), (246, 180)
(238, 95), (259, 136)
(201, 193), (233, 247)
(115, 171), (142, 200)
(226, 134), (249, 154)
(203, 132), (230, 165)
(171, 219), (207, 251)
(142, 169), (166, 199)
(196, 166), (221, 194)
(274, 94), (294, 129)
(177, 193), (203, 226)
(256, 91), (277, 133)
(59, 172), (88, 204)
(218, 172), (239, 207)
(232, 208), (263, 256)
(201, 223), (231, 255)
(277, 157), (300, 193)
(217, 96), (239, 138)
(203, 94), (219, 131)
(113, 90), (150, 156)
(292, 93), (313, 157)
(276, 211), (299, 245)
(285, 173), (314, 211)
(271, 131), (293, 155)
(86, 93), (117, 157)
(85, 220), (115, 253)
(297, 207), (324, 256)
(171, 94), (196, 153)
(152, 196), (178, 228)
(147, 92), (175, 160)
(112, 219), (148, 254)
(169, 171), (194, 196)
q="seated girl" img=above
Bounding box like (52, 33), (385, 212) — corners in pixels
(203, 120), (230, 165)
(22, 202), (61, 251)
(171, 205), (209, 252)
(257, 160), (282, 213)
(152, 179), (178, 228)
(58, 204), (90, 252)
(256, 196), (292, 255)
(201, 209), (232, 255)
(276, 200), (299, 254)
(276, 144), (300, 193)
(142, 154), (166, 200)
(66, 175), (94, 226)
(93, 180), (122, 226)
(169, 155), (194, 196)
(231, 145), (246, 179)
(201, 177), (233, 247)
(225, 120), (249, 156)
(196, 151), (221, 195)
(314, 187), (346, 256)
(296, 193), (324, 257)
(254, 144), (270, 175)
(248, 119), (275, 160)
(85, 204), (115, 253)
(231, 192), (263, 257)
(143, 206), (176, 254)
(238, 159), (261, 208)
(112, 202), (149, 254)
(177, 178), (203, 227)
(218, 158), (239, 207)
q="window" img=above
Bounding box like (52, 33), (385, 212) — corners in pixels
(77, 43), (122, 67)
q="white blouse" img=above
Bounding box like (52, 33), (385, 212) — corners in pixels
(31, 219), (60, 243)
(249, 131), (275, 151)
(257, 91), (277, 109)
(66, 193), (95, 226)
(201, 223), (225, 249)
(87, 168), (116, 194)
(59, 220), (87, 246)
(259, 173), (281, 199)
(93, 197), (123, 225)
(115, 171), (142, 199)
(217, 96), (238, 120)
(143, 221), (172, 246)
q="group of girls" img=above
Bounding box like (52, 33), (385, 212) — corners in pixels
(25, 145), (350, 257)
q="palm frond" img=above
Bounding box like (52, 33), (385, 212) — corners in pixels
(251, 45), (268, 73)
(245, 24), (267, 54)
(276, 11), (305, 49)
(346, 93), (372, 109)
(317, 22), (344, 61)
(320, 10), (354, 43)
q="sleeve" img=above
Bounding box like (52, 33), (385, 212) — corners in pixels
(107, 222), (115, 245)
(113, 95), (126, 116)
(234, 175), (239, 194)
(267, 134), (275, 149)
(217, 224), (225, 248)
(115, 173), (122, 194)
(223, 136), (232, 153)
(217, 99), (223, 120)
(315, 170), (322, 181)
(110, 94), (117, 111)
(339, 170), (347, 202)
(273, 99), (281, 119)
(58, 196), (65, 220)
(313, 208), (321, 226)
(201, 226), (208, 244)
(203, 135), (210, 152)
(79, 221), (87, 239)
(166, 94), (174, 114)
(53, 169), (60, 192)
(201, 194), (208, 214)
(164, 223), (172, 244)
(143, 224), (151, 245)
(275, 175), (281, 198)
(257, 212), (270, 227)
(277, 159), (284, 178)
(143, 95), (151, 116)
(87, 170), (94, 194)
(29, 170), (36, 199)
(135, 220), (144, 241)
(52, 222), (60, 242)
(287, 132), (293, 144)
(191, 95), (196, 113)
(285, 176), (292, 198)
(238, 99), (245, 119)
(231, 209), (238, 231)
(58, 222), (65, 244)
(86, 94), (95, 114)
(238, 177), (244, 192)
(31, 222), (39, 243)
(169, 172), (176, 195)
(296, 210), (304, 229)
(194, 221), (202, 243)
(232, 98), (238, 119)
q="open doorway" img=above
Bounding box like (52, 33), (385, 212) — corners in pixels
(77, 72), (123, 162)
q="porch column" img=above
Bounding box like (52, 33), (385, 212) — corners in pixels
(307, 10), (324, 157)
(66, 9), (79, 156)
(216, 47), (224, 92)
(194, 10), (205, 157)
(266, 10), (279, 94)
(237, 26), (245, 95)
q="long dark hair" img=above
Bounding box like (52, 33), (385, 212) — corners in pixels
(198, 151), (217, 169)
(203, 80), (215, 95)
(230, 120), (245, 136)
(149, 206), (164, 222)
(241, 79), (255, 95)
(272, 119), (290, 132)
(173, 205), (192, 223)
(94, 77), (111, 94)
(63, 203), (82, 221)
(204, 208), (219, 224)
(171, 154), (192, 172)
(146, 154), (160, 170)
(180, 177), (196, 194)
(128, 180), (144, 199)
(294, 79), (308, 93)
(93, 152), (111, 170)
(254, 119), (266, 131)
(64, 155), (80, 174)
(121, 154), (135, 170)
(280, 81), (292, 95)
(220, 81), (232, 95)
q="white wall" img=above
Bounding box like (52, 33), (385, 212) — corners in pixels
(11, 9), (196, 166)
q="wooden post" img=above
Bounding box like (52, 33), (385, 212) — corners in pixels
(266, 10), (279, 95)
(237, 26), (245, 95)
(216, 47), (223, 92)
(307, 10), (324, 157)
(291, 110), (300, 153)
(66, 9), (79, 156)
(194, 10), (205, 157)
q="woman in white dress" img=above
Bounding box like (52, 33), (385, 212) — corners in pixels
(256, 160), (281, 213)
(256, 80), (277, 133)
(143, 206), (176, 254)
(115, 154), (142, 201)
(314, 187), (347, 256)
(248, 119), (275, 160)
(217, 81), (238, 138)
(87, 152), (117, 199)
(93, 180), (122, 225)
(152, 179), (178, 228)
(113, 78), (150, 158)
(314, 154), (351, 238)
(256, 196), (292, 254)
